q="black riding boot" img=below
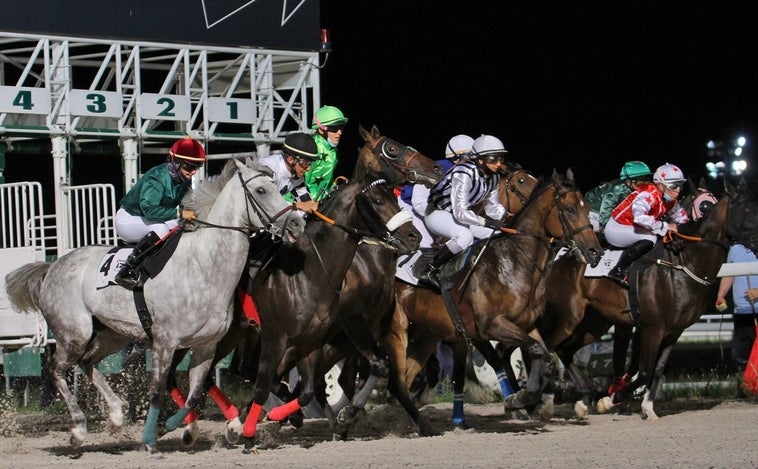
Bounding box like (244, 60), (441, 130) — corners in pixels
(607, 240), (654, 288)
(115, 231), (161, 290)
(417, 245), (456, 289)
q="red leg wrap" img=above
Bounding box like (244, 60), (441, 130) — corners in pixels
(267, 398), (302, 422)
(208, 384), (239, 421)
(242, 402), (264, 437)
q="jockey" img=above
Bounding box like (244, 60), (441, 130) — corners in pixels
(307, 105), (349, 202)
(584, 160), (652, 233)
(259, 132), (320, 213)
(114, 137), (205, 289)
(605, 163), (689, 288)
(401, 134), (475, 248)
(418, 134), (507, 288)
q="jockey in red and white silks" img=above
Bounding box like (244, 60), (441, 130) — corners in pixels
(425, 160), (505, 254)
(605, 181), (689, 248)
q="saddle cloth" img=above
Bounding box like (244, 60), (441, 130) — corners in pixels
(554, 246), (622, 277)
(96, 247), (132, 289)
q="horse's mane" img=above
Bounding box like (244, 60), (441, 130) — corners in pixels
(509, 172), (575, 224)
(183, 158), (240, 217)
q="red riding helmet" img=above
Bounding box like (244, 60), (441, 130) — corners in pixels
(169, 137), (206, 163)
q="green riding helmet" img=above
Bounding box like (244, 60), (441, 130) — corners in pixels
(619, 160), (652, 180)
(311, 105), (348, 130)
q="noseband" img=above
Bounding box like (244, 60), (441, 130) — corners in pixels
(238, 171), (296, 239)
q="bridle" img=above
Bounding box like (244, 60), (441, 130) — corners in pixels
(502, 169), (536, 213)
(368, 137), (437, 186)
(190, 170), (296, 239)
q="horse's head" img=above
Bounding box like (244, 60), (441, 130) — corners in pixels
(234, 158), (306, 244)
(355, 125), (442, 187)
(498, 165), (538, 216)
(724, 179), (758, 254)
(353, 174), (421, 255)
(538, 169), (602, 267)
(681, 177), (718, 222)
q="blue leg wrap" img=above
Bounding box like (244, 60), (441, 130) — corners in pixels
(451, 393), (465, 425)
(497, 370), (515, 397)
(166, 406), (191, 431)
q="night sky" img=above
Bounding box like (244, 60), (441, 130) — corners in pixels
(320, 1), (758, 192)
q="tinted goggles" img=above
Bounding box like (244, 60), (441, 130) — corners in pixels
(179, 161), (202, 171)
(296, 158), (313, 169)
(483, 154), (507, 164)
(325, 124), (344, 133)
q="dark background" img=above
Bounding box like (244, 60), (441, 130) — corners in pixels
(320, 1), (758, 193)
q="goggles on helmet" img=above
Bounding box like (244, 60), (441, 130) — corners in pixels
(325, 124), (344, 133)
(295, 158), (313, 169)
(482, 154), (507, 164)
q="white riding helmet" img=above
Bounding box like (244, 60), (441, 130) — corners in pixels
(471, 134), (508, 158)
(653, 163), (686, 184)
(445, 134), (475, 160)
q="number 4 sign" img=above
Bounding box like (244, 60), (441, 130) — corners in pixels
(0, 86), (52, 114)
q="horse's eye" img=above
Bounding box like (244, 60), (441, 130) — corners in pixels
(518, 178), (525, 184)
(256, 187), (266, 195)
(566, 207), (576, 215)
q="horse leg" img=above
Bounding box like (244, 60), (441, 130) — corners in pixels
(142, 344), (177, 457)
(641, 343), (674, 420)
(472, 339), (516, 399)
(449, 339), (470, 427)
(165, 345), (214, 447)
(241, 339), (286, 452)
(504, 340), (553, 420)
(47, 339), (90, 447)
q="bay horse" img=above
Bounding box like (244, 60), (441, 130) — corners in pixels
(234, 173), (420, 450)
(541, 180), (758, 420)
(388, 170), (602, 428)
(3, 158), (304, 455)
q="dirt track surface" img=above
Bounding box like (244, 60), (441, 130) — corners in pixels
(1, 399), (757, 468)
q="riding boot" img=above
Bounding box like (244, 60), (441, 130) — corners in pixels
(607, 240), (654, 289)
(115, 231), (161, 290)
(417, 245), (456, 289)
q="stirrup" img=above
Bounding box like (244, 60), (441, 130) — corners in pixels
(607, 268), (629, 289)
(115, 269), (143, 290)
(416, 266), (441, 290)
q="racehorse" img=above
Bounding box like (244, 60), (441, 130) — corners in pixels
(232, 172), (420, 450)
(537, 178), (714, 417)
(163, 125), (441, 444)
(389, 169), (602, 428)
(3, 158), (304, 456)
(543, 180), (758, 420)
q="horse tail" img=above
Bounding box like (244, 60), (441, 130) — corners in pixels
(5, 261), (50, 313)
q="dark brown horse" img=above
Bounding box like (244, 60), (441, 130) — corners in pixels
(389, 170), (601, 428)
(541, 180), (758, 420)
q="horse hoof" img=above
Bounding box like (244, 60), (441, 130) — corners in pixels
(144, 444), (164, 459)
(510, 408), (531, 421)
(70, 427), (86, 447)
(574, 400), (589, 418)
(107, 410), (124, 432)
(182, 422), (199, 446)
(241, 437), (259, 455)
(618, 403), (633, 416)
(539, 394), (555, 422)
(226, 417), (242, 445)
(597, 396), (617, 414)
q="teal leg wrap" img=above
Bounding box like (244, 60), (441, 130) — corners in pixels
(166, 406), (191, 431)
(142, 405), (160, 445)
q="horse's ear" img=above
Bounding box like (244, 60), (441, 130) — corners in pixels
(233, 158), (246, 172)
(698, 176), (708, 190)
(371, 125), (381, 139)
(687, 176), (698, 195)
(358, 124), (368, 141)
(565, 167), (575, 184)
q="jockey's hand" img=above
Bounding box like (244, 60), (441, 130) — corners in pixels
(483, 217), (503, 230)
(746, 288), (758, 303)
(181, 209), (196, 220)
(296, 200), (319, 213)
(667, 223), (678, 233)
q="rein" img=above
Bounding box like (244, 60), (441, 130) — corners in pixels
(369, 137), (432, 186)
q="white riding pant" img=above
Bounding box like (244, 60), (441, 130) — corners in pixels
(604, 218), (657, 248)
(115, 207), (179, 244)
(424, 209), (494, 254)
(588, 210), (601, 233)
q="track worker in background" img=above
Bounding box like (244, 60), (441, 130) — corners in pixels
(716, 243), (758, 377)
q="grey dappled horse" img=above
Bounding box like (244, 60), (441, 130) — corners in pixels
(4, 158), (304, 456)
